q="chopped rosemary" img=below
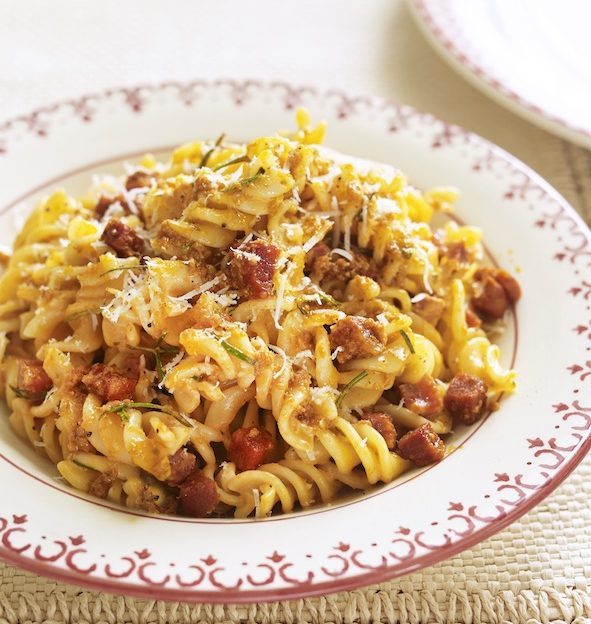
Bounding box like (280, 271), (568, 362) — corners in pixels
(106, 402), (194, 427)
(399, 329), (416, 354)
(101, 265), (145, 277)
(9, 385), (47, 401)
(297, 291), (341, 315)
(214, 154), (249, 171)
(241, 167), (265, 185)
(221, 340), (254, 365)
(73, 459), (98, 471)
(335, 371), (368, 408)
(199, 133), (225, 168)
(132, 334), (180, 382)
(225, 167), (265, 192)
(65, 308), (101, 321)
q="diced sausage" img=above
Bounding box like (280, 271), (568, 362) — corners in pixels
(304, 243), (331, 271)
(228, 426), (274, 471)
(307, 245), (377, 283)
(178, 470), (219, 517)
(397, 423), (445, 466)
(167, 448), (197, 486)
(472, 270), (508, 320)
(227, 240), (280, 299)
(81, 363), (136, 402)
(472, 268), (521, 320)
(17, 359), (52, 395)
(125, 170), (157, 191)
(444, 373), (488, 425)
(412, 295), (445, 326)
(361, 411), (397, 449)
(399, 375), (443, 416)
(465, 308), (481, 328)
(493, 269), (521, 303)
(101, 219), (145, 257)
(329, 315), (385, 364)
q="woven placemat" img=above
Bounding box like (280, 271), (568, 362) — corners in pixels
(0, 134), (588, 623)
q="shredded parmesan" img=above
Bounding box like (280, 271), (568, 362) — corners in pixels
(252, 488), (261, 516)
(268, 344), (289, 379)
(330, 248), (354, 261)
(376, 313), (389, 325)
(331, 197), (341, 247)
(159, 350), (185, 389)
(292, 350), (313, 367)
(331, 346), (343, 361)
(410, 293), (427, 303)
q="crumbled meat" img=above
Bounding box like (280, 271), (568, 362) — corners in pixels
(88, 470), (117, 499)
(442, 241), (470, 263)
(227, 240), (280, 299)
(307, 245), (377, 283)
(329, 316), (385, 364)
(228, 426), (275, 471)
(17, 359), (52, 395)
(167, 448), (197, 486)
(101, 219), (145, 257)
(399, 376), (443, 416)
(94, 195), (135, 220)
(178, 470), (219, 517)
(361, 411), (397, 449)
(465, 308), (482, 328)
(65, 422), (95, 454)
(444, 373), (488, 425)
(397, 423), (445, 466)
(472, 268), (521, 320)
(412, 295), (445, 326)
(125, 170), (157, 191)
(304, 243), (331, 271)
(81, 363), (136, 402)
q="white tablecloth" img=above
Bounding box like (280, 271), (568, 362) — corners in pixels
(0, 1), (590, 622)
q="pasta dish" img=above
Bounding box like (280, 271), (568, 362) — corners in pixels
(0, 112), (520, 518)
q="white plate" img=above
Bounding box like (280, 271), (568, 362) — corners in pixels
(0, 80), (589, 602)
(408, 0), (591, 149)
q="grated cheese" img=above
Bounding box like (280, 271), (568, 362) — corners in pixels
(410, 293), (427, 303)
(159, 349), (185, 389)
(376, 313), (389, 325)
(252, 488), (261, 516)
(331, 346), (343, 361)
(268, 344), (289, 379)
(292, 350), (313, 367)
(330, 248), (354, 261)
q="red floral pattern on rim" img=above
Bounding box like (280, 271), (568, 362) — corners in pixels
(0, 79), (589, 602)
(409, 0), (591, 146)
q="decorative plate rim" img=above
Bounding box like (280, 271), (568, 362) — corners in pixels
(407, 0), (591, 149)
(0, 78), (589, 603)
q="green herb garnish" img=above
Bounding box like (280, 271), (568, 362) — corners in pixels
(65, 308), (101, 321)
(335, 371), (368, 408)
(241, 167), (265, 185)
(214, 154), (250, 171)
(225, 167), (265, 192)
(106, 401), (193, 427)
(73, 459), (98, 471)
(101, 265), (146, 277)
(199, 133), (225, 168)
(399, 329), (416, 354)
(132, 334), (180, 382)
(221, 341), (255, 365)
(9, 385), (47, 401)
